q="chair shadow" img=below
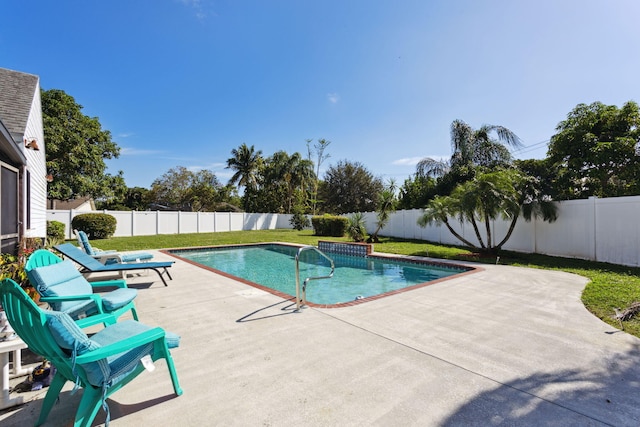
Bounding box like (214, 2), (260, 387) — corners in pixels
(94, 393), (181, 424)
(125, 282), (156, 290)
(0, 390), (180, 426)
(236, 298), (300, 323)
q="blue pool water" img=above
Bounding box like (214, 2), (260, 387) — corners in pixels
(172, 244), (469, 305)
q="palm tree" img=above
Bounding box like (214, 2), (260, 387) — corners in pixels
(226, 143), (263, 191)
(283, 152), (314, 214)
(370, 179), (397, 243)
(418, 169), (557, 253)
(416, 119), (522, 180)
(346, 212), (367, 242)
(417, 195), (477, 248)
(226, 144), (263, 209)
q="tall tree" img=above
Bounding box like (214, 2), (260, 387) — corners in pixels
(42, 88), (125, 205)
(226, 143), (263, 210)
(415, 119), (522, 196)
(547, 101), (640, 199)
(319, 160), (383, 214)
(251, 151), (314, 213)
(123, 187), (151, 211)
(306, 138), (331, 215)
(148, 166), (227, 211)
(398, 175), (437, 209)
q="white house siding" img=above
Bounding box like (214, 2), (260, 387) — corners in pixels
(22, 80), (47, 239)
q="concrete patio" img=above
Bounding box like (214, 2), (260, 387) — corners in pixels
(1, 249), (639, 426)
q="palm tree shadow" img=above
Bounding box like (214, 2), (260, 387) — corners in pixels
(441, 343), (640, 426)
(236, 298), (299, 323)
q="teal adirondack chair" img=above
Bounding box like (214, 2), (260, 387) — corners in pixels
(25, 249), (138, 326)
(0, 278), (183, 427)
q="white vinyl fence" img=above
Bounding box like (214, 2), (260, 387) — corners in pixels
(48, 210), (293, 240)
(358, 195), (640, 267)
(47, 195), (640, 267)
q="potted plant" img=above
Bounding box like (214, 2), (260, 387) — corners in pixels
(0, 238), (43, 304)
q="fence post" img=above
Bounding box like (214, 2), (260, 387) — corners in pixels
(590, 196), (598, 262)
(68, 209), (74, 239)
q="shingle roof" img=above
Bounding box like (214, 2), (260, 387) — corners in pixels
(0, 67), (39, 139)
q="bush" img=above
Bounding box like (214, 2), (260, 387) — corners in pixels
(71, 213), (117, 239)
(346, 212), (367, 242)
(290, 212), (311, 231)
(311, 214), (348, 237)
(47, 220), (65, 245)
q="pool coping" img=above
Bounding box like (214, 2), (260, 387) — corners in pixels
(162, 242), (482, 308)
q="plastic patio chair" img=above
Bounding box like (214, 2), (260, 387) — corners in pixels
(0, 278), (182, 427)
(25, 249), (139, 326)
(54, 243), (174, 286)
(74, 229), (154, 265)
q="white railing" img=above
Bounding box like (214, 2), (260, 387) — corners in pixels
(47, 194), (640, 267)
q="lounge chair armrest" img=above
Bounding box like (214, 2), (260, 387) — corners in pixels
(75, 313), (117, 329)
(88, 279), (128, 289)
(76, 327), (166, 363)
(91, 252), (124, 266)
(40, 294), (102, 303)
(94, 248), (117, 255)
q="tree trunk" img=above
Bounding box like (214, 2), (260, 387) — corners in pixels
(484, 212), (492, 249)
(495, 215), (519, 250)
(469, 216), (486, 249)
(443, 219), (478, 249)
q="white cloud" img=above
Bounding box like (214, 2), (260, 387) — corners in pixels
(393, 155), (448, 166)
(178, 0), (210, 20)
(392, 156), (424, 166)
(117, 132), (134, 138)
(327, 92), (340, 104)
(186, 162), (226, 173)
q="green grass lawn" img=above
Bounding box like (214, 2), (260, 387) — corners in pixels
(88, 229), (640, 338)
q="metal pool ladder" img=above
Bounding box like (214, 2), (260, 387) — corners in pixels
(295, 245), (335, 311)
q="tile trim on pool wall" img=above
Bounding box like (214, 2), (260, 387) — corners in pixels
(162, 243), (480, 309)
(318, 241), (372, 257)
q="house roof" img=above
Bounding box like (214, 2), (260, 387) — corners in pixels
(0, 67), (39, 141)
(51, 197), (96, 211)
(0, 117), (26, 165)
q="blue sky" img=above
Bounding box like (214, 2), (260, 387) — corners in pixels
(2, 1), (639, 189)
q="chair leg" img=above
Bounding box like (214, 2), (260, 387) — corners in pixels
(35, 373), (66, 427)
(130, 306), (139, 321)
(163, 347), (183, 396)
(74, 385), (103, 427)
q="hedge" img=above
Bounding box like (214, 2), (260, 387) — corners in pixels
(71, 213), (117, 239)
(311, 214), (348, 237)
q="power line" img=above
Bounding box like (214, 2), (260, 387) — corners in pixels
(512, 139), (550, 156)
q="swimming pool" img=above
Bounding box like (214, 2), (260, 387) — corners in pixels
(169, 243), (474, 307)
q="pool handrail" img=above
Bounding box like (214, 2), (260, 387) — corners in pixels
(295, 246), (335, 311)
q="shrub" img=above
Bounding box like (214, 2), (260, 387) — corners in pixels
(346, 212), (367, 242)
(47, 220), (66, 245)
(311, 214), (348, 237)
(290, 212), (311, 231)
(71, 213), (117, 239)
